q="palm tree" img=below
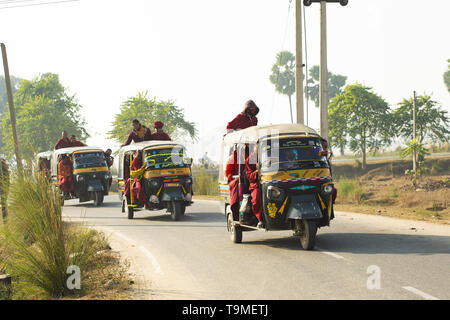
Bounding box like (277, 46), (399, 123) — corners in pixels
(269, 51), (295, 123)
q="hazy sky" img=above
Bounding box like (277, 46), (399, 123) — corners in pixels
(1, 0), (449, 161)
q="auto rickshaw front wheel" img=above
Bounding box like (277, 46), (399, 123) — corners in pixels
(298, 219), (317, 250)
(227, 213), (242, 243)
(93, 191), (104, 207)
(171, 201), (182, 221)
(127, 205), (134, 219)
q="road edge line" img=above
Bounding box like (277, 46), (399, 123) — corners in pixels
(402, 286), (439, 300)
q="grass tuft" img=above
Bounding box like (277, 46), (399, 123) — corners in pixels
(0, 169), (130, 299)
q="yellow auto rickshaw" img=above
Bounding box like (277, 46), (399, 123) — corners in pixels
(219, 124), (335, 250)
(117, 141), (193, 220)
(48, 146), (111, 206)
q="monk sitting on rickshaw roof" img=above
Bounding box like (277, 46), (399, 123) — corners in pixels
(122, 119), (152, 147)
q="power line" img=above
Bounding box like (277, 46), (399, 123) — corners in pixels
(270, 0), (293, 122)
(0, 0), (79, 10)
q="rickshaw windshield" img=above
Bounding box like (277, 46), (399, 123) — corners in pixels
(260, 137), (329, 172)
(73, 151), (107, 169)
(144, 147), (187, 170)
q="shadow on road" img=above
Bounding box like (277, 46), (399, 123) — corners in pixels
(131, 211), (225, 224)
(243, 232), (450, 255)
(63, 201), (122, 209)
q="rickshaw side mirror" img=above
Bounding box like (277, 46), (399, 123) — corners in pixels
(183, 157), (193, 166)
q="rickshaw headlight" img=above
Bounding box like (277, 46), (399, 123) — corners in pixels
(77, 175), (84, 182)
(323, 184), (334, 194)
(185, 178), (192, 185)
(104, 172), (110, 179)
(267, 185), (281, 200)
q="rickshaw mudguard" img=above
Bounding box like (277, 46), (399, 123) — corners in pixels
(286, 194), (323, 219)
(161, 187), (185, 201)
(87, 179), (104, 192)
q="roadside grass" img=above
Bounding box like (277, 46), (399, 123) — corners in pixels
(0, 170), (132, 299)
(335, 178), (368, 204)
(192, 166), (218, 196)
(334, 175), (449, 224)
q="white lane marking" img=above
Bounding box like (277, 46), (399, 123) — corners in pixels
(139, 245), (164, 275)
(316, 247), (349, 261)
(402, 286), (439, 300)
(111, 231), (164, 275)
(113, 231), (136, 245)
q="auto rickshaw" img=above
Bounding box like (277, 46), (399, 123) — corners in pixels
(219, 124), (335, 250)
(36, 150), (53, 179)
(117, 141), (193, 220)
(49, 146), (111, 206)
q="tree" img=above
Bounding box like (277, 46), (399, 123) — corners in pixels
(444, 59), (450, 93)
(328, 84), (392, 169)
(328, 94), (348, 156)
(0, 73), (88, 160)
(108, 91), (197, 144)
(305, 65), (347, 107)
(393, 94), (450, 146)
(269, 51), (295, 123)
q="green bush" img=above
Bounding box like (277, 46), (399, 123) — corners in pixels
(0, 170), (106, 298)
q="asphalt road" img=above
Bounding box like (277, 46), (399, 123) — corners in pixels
(62, 195), (450, 300)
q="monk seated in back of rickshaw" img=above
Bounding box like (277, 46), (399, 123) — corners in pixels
(58, 154), (75, 197)
(124, 150), (146, 207)
(244, 145), (264, 228)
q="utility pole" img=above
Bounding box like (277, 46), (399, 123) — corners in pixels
(295, 0), (304, 125)
(1, 43), (22, 174)
(303, 0), (348, 139)
(319, 0), (328, 140)
(413, 91), (417, 175)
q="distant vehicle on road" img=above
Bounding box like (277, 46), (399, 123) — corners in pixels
(38, 146), (111, 206)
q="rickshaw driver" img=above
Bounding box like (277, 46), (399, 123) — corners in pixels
(245, 144), (264, 228)
(104, 149), (114, 168)
(124, 150), (146, 207)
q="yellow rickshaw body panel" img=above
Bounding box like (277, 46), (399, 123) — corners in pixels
(260, 168), (331, 183)
(144, 167), (191, 179)
(73, 166), (109, 174)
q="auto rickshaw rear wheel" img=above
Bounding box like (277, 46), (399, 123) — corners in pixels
(227, 213), (242, 243)
(298, 219), (317, 250)
(121, 199), (126, 213)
